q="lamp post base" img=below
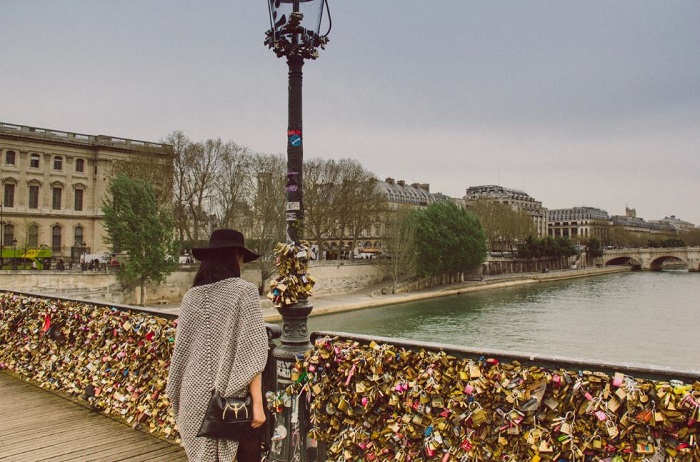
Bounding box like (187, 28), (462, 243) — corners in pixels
(268, 299), (322, 462)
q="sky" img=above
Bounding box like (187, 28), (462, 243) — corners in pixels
(2, 1), (699, 225)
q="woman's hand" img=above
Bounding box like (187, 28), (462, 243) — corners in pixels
(248, 373), (266, 429)
(251, 401), (266, 428)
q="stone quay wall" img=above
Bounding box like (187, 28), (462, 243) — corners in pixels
(0, 260), (389, 306)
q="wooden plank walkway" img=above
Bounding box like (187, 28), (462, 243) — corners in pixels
(0, 372), (187, 462)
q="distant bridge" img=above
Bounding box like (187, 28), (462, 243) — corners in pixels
(602, 247), (700, 271)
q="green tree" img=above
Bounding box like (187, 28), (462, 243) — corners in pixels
(411, 201), (487, 277)
(102, 173), (178, 305)
(586, 237), (604, 258)
(518, 235), (576, 259)
(383, 207), (419, 293)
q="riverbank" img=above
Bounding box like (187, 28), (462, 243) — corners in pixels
(261, 265), (630, 322)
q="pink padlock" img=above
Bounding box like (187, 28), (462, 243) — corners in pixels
(464, 384), (474, 395)
(552, 374), (561, 388)
(613, 372), (624, 387)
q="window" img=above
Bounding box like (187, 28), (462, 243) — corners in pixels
(74, 189), (84, 211)
(3, 224), (14, 248)
(3, 183), (14, 207)
(74, 226), (84, 246)
(28, 224), (39, 247)
(75, 158), (85, 173)
(53, 156), (63, 170)
(52, 187), (62, 210)
(30, 154), (40, 168)
(5, 150), (16, 165)
(28, 185), (40, 209)
(52, 226), (62, 253)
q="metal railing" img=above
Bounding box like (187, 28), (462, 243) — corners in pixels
(311, 330), (700, 383)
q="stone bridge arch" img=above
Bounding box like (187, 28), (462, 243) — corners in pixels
(602, 247), (700, 271)
(602, 256), (642, 270)
(647, 255), (688, 271)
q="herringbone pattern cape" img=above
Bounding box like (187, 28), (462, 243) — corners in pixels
(167, 278), (268, 461)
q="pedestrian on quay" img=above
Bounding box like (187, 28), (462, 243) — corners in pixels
(166, 229), (268, 462)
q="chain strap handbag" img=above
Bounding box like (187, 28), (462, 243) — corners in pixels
(195, 291), (254, 440)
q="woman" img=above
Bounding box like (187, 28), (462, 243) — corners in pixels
(167, 229), (269, 461)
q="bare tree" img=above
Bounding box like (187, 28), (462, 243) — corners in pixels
(211, 142), (252, 233)
(164, 130), (194, 249)
(469, 200), (535, 251)
(110, 145), (174, 206)
(303, 158), (343, 256)
(303, 158), (388, 259)
(184, 139), (228, 243)
(247, 153), (287, 287)
(333, 159), (388, 254)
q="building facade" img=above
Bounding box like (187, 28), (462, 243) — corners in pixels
(463, 185), (548, 238)
(315, 178), (443, 259)
(547, 206), (611, 242)
(0, 122), (172, 264)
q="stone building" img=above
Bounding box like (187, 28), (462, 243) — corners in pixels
(463, 185), (548, 238)
(547, 206), (611, 242)
(317, 178), (443, 259)
(652, 215), (696, 232)
(0, 122), (172, 264)
(610, 207), (676, 241)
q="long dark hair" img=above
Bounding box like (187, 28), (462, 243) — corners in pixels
(192, 248), (242, 287)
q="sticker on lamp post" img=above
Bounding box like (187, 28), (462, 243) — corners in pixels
(287, 202), (301, 211)
(288, 130), (302, 147)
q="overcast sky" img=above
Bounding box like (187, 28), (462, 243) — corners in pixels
(2, 1), (699, 225)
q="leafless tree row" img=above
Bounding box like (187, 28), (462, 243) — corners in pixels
(164, 131), (387, 281)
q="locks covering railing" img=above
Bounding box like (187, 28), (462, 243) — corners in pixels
(0, 289), (281, 448)
(269, 331), (700, 460)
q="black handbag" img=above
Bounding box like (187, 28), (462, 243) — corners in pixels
(196, 390), (254, 440)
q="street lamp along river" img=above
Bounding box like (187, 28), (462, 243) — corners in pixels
(265, 1), (331, 461)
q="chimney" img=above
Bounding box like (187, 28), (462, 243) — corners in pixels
(385, 177), (395, 185)
(397, 180), (405, 186)
(420, 183), (430, 192)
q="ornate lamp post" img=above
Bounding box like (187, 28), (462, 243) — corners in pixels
(265, 1), (330, 461)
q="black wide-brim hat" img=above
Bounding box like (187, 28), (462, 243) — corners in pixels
(192, 229), (260, 263)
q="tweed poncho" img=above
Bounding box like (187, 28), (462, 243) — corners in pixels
(167, 277), (268, 461)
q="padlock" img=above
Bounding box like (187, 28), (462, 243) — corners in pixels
(538, 439), (554, 453)
(605, 420), (619, 438)
(592, 436), (602, 449)
(470, 408), (487, 426)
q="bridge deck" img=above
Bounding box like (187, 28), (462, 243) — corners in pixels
(0, 372), (187, 462)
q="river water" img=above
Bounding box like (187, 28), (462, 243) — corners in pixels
(307, 271), (699, 372)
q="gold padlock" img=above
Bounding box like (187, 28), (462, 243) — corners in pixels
(471, 409), (487, 426)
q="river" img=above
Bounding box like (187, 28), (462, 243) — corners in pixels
(307, 271), (699, 371)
